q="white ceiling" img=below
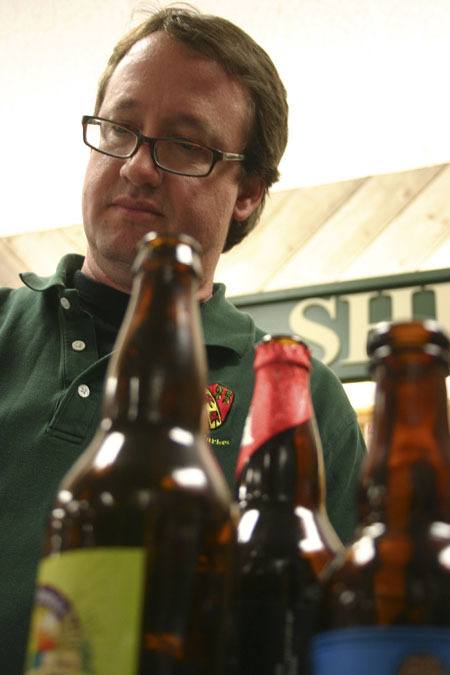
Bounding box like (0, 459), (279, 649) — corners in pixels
(1, 0), (450, 237)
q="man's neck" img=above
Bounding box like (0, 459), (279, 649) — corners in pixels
(81, 252), (214, 302)
(80, 255), (132, 294)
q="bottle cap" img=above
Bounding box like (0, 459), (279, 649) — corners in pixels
(254, 334), (312, 371)
(367, 320), (450, 365)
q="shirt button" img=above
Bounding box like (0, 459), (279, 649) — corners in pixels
(72, 340), (86, 352)
(60, 297), (71, 310)
(78, 384), (90, 398)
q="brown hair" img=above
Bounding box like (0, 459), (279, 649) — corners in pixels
(95, 5), (288, 252)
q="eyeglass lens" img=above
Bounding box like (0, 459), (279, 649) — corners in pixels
(85, 119), (213, 176)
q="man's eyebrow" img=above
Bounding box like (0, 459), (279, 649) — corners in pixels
(167, 114), (215, 137)
(105, 97), (140, 114)
(103, 99), (220, 144)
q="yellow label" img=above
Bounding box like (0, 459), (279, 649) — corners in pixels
(25, 547), (144, 675)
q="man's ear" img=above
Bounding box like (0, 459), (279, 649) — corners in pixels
(232, 174), (265, 222)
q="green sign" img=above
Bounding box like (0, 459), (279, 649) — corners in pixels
(231, 268), (450, 382)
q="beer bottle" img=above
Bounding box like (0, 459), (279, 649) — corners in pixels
(235, 335), (342, 675)
(312, 320), (450, 674)
(24, 232), (236, 675)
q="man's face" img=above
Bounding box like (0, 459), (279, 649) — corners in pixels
(82, 31), (263, 296)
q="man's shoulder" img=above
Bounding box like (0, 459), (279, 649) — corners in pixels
(0, 284), (34, 312)
(309, 355), (357, 427)
(0, 254), (84, 319)
(310, 355), (345, 394)
(202, 283), (264, 355)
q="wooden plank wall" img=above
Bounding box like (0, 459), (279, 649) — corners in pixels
(0, 163), (448, 294)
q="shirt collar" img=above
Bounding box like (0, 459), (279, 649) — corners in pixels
(20, 255), (255, 358)
(20, 254), (84, 291)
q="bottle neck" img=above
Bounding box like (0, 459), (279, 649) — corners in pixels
(362, 354), (450, 528)
(237, 358), (325, 508)
(238, 423), (325, 508)
(101, 265), (206, 432)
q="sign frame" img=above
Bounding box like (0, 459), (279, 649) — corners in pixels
(231, 268), (450, 382)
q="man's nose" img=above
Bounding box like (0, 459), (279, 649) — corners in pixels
(119, 142), (162, 187)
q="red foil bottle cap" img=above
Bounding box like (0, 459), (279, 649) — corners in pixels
(254, 336), (312, 371)
(236, 336), (313, 478)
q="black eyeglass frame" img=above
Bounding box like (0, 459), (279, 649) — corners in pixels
(81, 115), (246, 177)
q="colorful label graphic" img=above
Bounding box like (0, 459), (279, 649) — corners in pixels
(25, 548), (144, 675)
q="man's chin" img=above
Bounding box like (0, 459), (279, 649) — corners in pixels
(97, 238), (142, 270)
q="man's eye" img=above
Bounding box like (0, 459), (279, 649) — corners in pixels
(110, 125), (129, 136)
(177, 141), (198, 153)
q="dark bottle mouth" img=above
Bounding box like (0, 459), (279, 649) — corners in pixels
(367, 320), (450, 366)
(131, 231), (203, 280)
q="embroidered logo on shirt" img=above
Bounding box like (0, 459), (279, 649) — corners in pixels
(206, 383), (235, 430)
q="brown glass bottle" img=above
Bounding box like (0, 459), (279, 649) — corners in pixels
(312, 320), (450, 675)
(234, 335), (342, 675)
(24, 232), (236, 675)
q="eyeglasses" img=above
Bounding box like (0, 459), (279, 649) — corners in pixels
(82, 115), (246, 178)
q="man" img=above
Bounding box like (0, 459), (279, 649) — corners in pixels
(0, 6), (365, 673)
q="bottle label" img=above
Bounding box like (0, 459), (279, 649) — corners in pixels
(25, 547), (144, 675)
(312, 626), (450, 674)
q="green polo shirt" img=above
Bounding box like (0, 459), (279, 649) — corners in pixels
(0, 254), (365, 674)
